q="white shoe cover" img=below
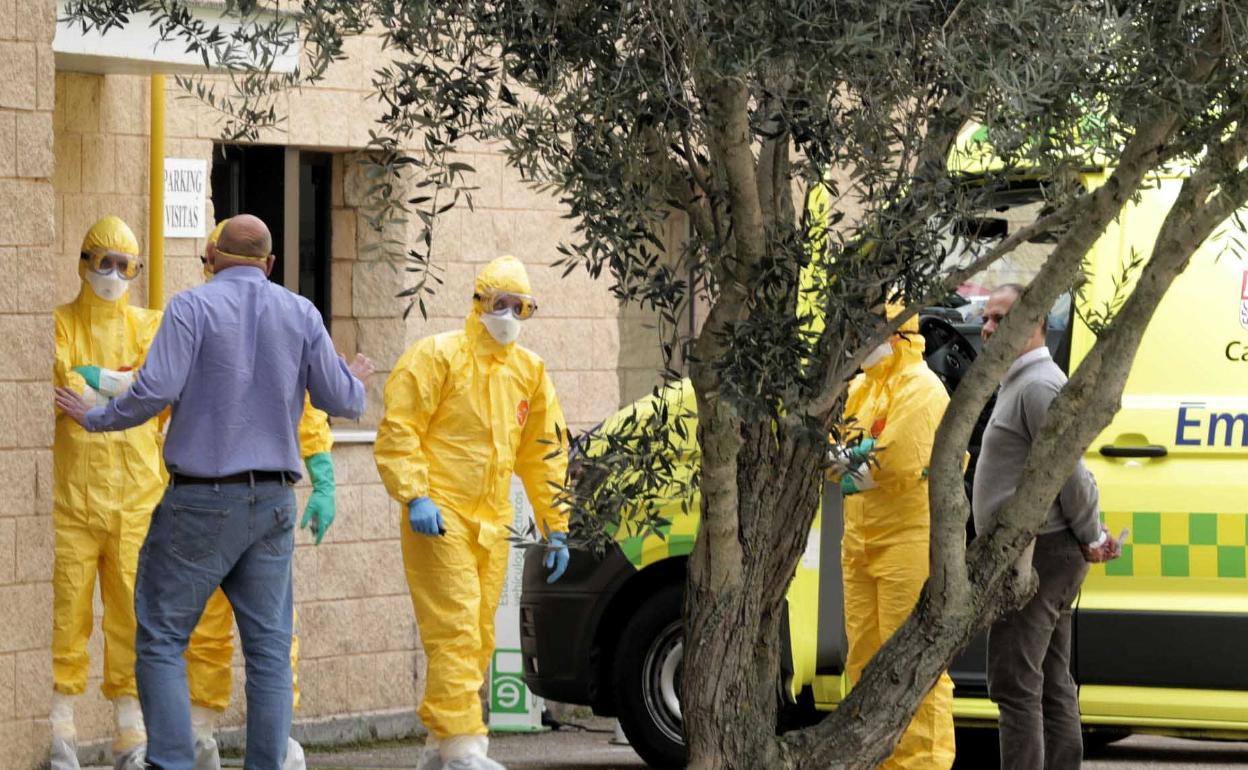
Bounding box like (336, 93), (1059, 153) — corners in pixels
(443, 758), (507, 770)
(112, 744), (145, 770)
(192, 735), (222, 770)
(441, 735), (506, 770)
(281, 737), (306, 770)
(417, 746), (444, 770)
(50, 733), (81, 770)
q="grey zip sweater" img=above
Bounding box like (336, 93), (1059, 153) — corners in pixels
(971, 347), (1101, 545)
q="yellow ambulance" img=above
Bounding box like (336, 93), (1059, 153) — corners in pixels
(519, 162), (1248, 769)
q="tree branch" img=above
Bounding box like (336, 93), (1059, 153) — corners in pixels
(967, 148), (1248, 609)
(929, 13), (1233, 602)
(706, 76), (768, 280)
(925, 113), (1180, 588)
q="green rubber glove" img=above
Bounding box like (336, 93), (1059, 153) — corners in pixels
(840, 473), (862, 496)
(301, 452), (336, 545)
(73, 365), (102, 390)
(72, 365), (134, 399)
(847, 437), (876, 464)
(839, 463), (877, 496)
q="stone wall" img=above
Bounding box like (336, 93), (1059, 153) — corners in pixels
(0, 1), (61, 769)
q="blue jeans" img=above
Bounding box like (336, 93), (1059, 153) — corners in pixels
(135, 478), (296, 770)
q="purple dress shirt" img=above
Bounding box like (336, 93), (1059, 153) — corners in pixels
(85, 266), (364, 479)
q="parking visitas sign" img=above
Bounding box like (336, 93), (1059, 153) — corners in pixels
(164, 158), (207, 238)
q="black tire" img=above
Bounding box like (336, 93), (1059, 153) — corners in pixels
(613, 583), (687, 770)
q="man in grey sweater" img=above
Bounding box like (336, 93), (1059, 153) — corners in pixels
(972, 284), (1122, 770)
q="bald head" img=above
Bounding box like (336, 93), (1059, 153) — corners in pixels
(209, 214), (275, 276)
(218, 214), (271, 257)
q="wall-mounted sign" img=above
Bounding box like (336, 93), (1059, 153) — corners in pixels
(164, 158), (207, 238)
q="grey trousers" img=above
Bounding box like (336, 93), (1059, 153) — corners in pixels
(987, 530), (1090, 770)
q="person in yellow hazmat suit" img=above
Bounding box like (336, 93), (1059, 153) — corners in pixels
(375, 255), (571, 770)
(829, 309), (956, 769)
(50, 216), (163, 770)
(183, 219), (337, 770)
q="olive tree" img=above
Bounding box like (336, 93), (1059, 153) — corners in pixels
(64, 1), (1248, 768)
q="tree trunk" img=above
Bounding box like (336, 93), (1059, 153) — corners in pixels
(683, 394), (779, 770)
(683, 24), (1237, 770)
(684, 390), (827, 770)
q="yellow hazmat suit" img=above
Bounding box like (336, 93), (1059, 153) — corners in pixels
(52, 217), (164, 757)
(840, 315), (956, 769)
(375, 255), (569, 742)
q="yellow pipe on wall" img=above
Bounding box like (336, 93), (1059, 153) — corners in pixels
(148, 74), (166, 310)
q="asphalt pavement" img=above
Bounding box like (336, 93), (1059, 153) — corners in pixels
(294, 719), (1248, 769)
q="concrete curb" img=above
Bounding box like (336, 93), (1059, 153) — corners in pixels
(77, 709), (425, 765)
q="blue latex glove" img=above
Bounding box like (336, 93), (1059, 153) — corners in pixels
(544, 532), (570, 584)
(407, 496), (445, 536)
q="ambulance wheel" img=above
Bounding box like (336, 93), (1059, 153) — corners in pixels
(613, 583), (687, 770)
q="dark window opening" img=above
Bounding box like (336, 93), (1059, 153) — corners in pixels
(210, 144), (334, 329)
(299, 153), (333, 328)
(210, 144), (287, 286)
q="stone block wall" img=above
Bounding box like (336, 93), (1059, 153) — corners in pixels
(0, 2), (58, 769)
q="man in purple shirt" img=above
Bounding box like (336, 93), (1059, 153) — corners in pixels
(55, 214), (374, 770)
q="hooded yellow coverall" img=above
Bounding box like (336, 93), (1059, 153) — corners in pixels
(184, 394), (330, 712)
(841, 316), (956, 769)
(52, 217), (165, 701)
(374, 255), (569, 740)
(183, 218), (331, 714)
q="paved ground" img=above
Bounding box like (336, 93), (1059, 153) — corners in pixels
(291, 719), (1248, 769)
(955, 729), (1248, 769)
(302, 719), (639, 769)
(1086, 735), (1248, 768)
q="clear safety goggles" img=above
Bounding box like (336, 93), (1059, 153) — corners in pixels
(81, 249), (142, 280)
(476, 290), (538, 320)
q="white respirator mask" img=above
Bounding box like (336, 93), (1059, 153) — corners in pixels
(481, 310), (523, 345)
(86, 270), (131, 302)
(861, 340), (894, 369)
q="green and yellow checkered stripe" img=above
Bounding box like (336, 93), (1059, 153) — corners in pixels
(615, 509), (700, 570)
(1101, 511), (1248, 579)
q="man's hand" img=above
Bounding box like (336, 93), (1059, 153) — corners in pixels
(54, 387), (91, 428)
(347, 353), (376, 383)
(1081, 526), (1123, 563)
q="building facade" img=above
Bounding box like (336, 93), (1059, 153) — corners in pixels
(0, 6), (680, 768)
